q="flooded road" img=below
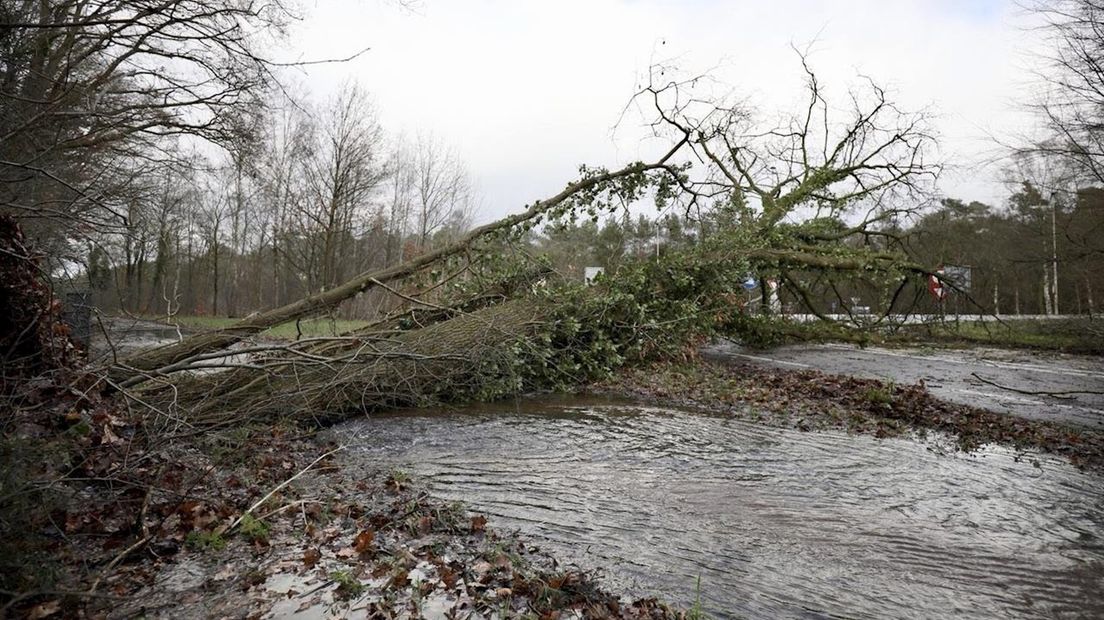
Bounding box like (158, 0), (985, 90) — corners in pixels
(705, 341), (1104, 430)
(337, 397), (1104, 619)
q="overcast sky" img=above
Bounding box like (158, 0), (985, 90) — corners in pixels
(290, 0), (1045, 223)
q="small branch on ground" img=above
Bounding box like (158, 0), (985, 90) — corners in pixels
(970, 372), (1104, 398)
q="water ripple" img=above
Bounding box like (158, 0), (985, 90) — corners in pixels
(336, 396), (1104, 619)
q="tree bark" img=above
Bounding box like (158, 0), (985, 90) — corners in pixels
(168, 300), (544, 425)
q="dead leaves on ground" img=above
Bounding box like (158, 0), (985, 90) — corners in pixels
(601, 359), (1104, 470)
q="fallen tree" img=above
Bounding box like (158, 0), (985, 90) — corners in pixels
(107, 141), (689, 385)
(104, 61), (944, 428)
(126, 241), (934, 428)
(0, 62), (967, 609)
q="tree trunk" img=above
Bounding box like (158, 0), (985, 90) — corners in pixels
(1087, 276), (1095, 317)
(167, 300), (544, 426)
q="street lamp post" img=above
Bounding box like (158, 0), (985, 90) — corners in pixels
(1051, 192), (1060, 315)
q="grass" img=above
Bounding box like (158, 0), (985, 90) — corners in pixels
(770, 316), (1104, 355)
(687, 575), (710, 620)
(184, 531), (226, 552)
(238, 513), (270, 544)
(140, 314), (370, 340)
(889, 317), (1104, 354)
(862, 382), (895, 407)
(329, 569), (365, 599)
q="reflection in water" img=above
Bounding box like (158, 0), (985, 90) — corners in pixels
(337, 396), (1104, 619)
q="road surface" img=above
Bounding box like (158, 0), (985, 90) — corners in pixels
(704, 341), (1104, 430)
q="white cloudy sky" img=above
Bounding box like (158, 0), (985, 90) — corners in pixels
(288, 0), (1047, 223)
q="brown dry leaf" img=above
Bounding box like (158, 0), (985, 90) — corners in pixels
(388, 568), (409, 589)
(27, 600), (60, 619)
(470, 514), (487, 533)
(416, 515), (433, 535)
(101, 424), (121, 445)
(472, 560), (493, 577)
(493, 554), (512, 570)
(439, 566), (459, 589)
(303, 547), (322, 567)
(353, 529), (375, 553)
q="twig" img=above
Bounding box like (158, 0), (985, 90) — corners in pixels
(225, 445), (345, 532)
(88, 535), (152, 593)
(0, 589), (123, 616)
(970, 372), (1102, 398)
(256, 499), (323, 522)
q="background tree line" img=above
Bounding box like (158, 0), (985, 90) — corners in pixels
(83, 84), (476, 319)
(522, 179), (1104, 318)
(4, 0), (1103, 327)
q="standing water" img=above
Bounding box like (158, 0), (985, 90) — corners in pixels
(336, 396), (1104, 619)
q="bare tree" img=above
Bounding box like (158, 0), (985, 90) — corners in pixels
(635, 58), (939, 234)
(0, 0), (295, 253)
(297, 84), (388, 291)
(1025, 0), (1104, 184)
(620, 57), (941, 318)
(384, 134), (416, 264)
(254, 99), (314, 306)
(408, 132), (476, 249)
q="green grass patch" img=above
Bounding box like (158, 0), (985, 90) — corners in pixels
(756, 316), (1104, 355)
(185, 530), (226, 552)
(261, 317), (370, 339)
(330, 569), (365, 599)
(890, 318), (1104, 354)
(238, 513), (270, 544)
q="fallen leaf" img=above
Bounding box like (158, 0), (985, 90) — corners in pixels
(101, 424), (121, 445)
(388, 568), (409, 589)
(303, 547), (321, 567)
(439, 566), (459, 589)
(353, 529), (375, 553)
(416, 515), (433, 535)
(470, 514), (487, 533)
(27, 600), (60, 619)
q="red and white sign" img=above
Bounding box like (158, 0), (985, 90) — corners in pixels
(928, 267), (947, 301)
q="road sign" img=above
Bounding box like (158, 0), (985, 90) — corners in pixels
(942, 265), (972, 293)
(929, 268), (948, 301)
(929, 264), (970, 301)
(742, 276), (757, 290)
